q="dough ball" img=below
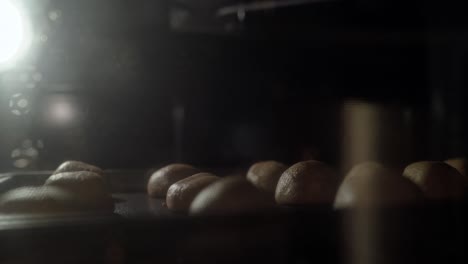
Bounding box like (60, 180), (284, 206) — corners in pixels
(147, 164), (200, 198)
(275, 160), (338, 205)
(334, 162), (423, 208)
(0, 186), (79, 214)
(247, 161), (287, 193)
(54, 160), (103, 176)
(190, 177), (274, 215)
(166, 173), (219, 212)
(45, 171), (113, 212)
(445, 158), (468, 183)
(403, 161), (465, 200)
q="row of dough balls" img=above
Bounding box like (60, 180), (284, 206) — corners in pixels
(147, 164), (273, 214)
(0, 161), (113, 214)
(148, 158), (468, 214)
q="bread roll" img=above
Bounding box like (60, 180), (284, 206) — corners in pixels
(403, 161), (465, 200)
(334, 162), (423, 208)
(45, 171), (113, 211)
(147, 164), (200, 198)
(247, 161), (287, 193)
(54, 160), (103, 176)
(190, 177), (274, 215)
(445, 158), (468, 177)
(166, 173), (219, 212)
(275, 160), (338, 205)
(0, 186), (79, 214)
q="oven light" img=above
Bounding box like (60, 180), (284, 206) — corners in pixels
(50, 100), (75, 124)
(0, 0), (29, 65)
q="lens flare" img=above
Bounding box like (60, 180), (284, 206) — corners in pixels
(0, 0), (28, 64)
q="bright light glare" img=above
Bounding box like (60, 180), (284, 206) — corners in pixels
(0, 0), (26, 63)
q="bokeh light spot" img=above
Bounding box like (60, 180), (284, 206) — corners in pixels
(13, 158), (29, 168)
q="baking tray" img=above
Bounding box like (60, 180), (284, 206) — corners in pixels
(0, 170), (174, 217)
(0, 171), (466, 264)
(0, 170), (249, 218)
(0, 168), (334, 264)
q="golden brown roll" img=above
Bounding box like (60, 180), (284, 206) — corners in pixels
(0, 186), (79, 214)
(45, 171), (113, 212)
(403, 161), (465, 200)
(247, 161), (287, 193)
(147, 164), (200, 198)
(275, 160), (338, 205)
(189, 177), (274, 215)
(54, 160), (104, 176)
(445, 158), (468, 178)
(166, 173), (219, 212)
(334, 162), (423, 208)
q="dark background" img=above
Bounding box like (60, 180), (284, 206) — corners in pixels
(0, 0), (467, 171)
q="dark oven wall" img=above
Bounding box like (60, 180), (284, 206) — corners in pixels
(0, 0), (459, 171)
